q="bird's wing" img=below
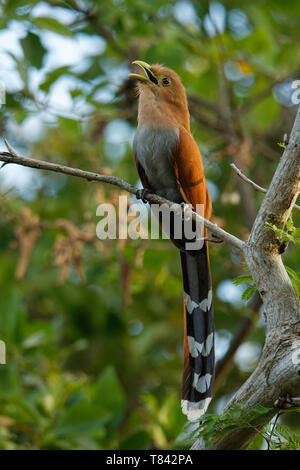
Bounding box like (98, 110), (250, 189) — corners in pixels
(172, 127), (211, 219)
(133, 151), (151, 190)
(172, 128), (214, 421)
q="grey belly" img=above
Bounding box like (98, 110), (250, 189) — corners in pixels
(133, 127), (183, 203)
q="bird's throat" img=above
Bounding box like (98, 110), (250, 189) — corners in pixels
(137, 88), (190, 130)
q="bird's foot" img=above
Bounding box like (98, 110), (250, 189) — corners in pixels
(178, 204), (222, 244)
(136, 188), (151, 204)
(178, 202), (193, 221)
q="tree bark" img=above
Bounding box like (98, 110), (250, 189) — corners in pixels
(192, 106), (300, 450)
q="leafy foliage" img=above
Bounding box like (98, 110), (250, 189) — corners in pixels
(196, 404), (272, 448)
(266, 216), (300, 245)
(196, 406), (300, 450)
(263, 422), (300, 450)
(232, 275), (257, 302)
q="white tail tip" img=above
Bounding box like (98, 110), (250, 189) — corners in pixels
(181, 397), (212, 421)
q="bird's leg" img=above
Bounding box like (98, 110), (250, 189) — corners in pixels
(178, 202), (193, 221)
(136, 188), (151, 204)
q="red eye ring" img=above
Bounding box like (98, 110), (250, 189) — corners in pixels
(162, 78), (170, 86)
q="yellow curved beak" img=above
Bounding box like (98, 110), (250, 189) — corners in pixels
(128, 60), (158, 84)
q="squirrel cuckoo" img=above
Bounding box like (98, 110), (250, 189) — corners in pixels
(129, 61), (214, 421)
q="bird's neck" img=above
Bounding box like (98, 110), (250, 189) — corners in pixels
(137, 91), (190, 131)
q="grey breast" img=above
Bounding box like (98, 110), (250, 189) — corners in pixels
(133, 126), (183, 203)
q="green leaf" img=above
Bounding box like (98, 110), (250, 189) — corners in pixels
(119, 430), (150, 450)
(32, 17), (73, 36)
(250, 95), (279, 130)
(232, 275), (254, 285)
(247, 433), (264, 450)
(92, 366), (126, 421)
(70, 89), (83, 99)
(40, 66), (71, 93)
(20, 32), (47, 69)
(77, 59), (104, 81)
(286, 266), (300, 299)
(277, 142), (286, 149)
(13, 109), (28, 124)
(251, 406), (273, 415)
(232, 275), (256, 302)
(7, 52), (29, 87)
(53, 402), (108, 437)
(266, 216), (300, 244)
(0, 364), (20, 398)
(0, 289), (27, 344)
(241, 284), (257, 301)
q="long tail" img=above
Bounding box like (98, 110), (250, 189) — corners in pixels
(180, 242), (214, 421)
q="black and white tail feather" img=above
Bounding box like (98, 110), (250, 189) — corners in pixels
(180, 242), (214, 421)
(159, 209), (214, 421)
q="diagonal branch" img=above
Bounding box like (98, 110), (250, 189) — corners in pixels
(0, 139), (243, 251)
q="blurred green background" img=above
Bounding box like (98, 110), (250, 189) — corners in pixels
(0, 0), (299, 450)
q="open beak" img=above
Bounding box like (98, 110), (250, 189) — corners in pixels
(128, 60), (158, 85)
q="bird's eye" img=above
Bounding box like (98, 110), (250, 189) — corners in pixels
(162, 77), (170, 86)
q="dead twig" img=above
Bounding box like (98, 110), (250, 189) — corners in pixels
(230, 163), (300, 212)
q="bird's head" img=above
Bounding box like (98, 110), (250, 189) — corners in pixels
(128, 60), (190, 130)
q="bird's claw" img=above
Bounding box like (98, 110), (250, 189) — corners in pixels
(178, 204), (222, 243)
(136, 188), (150, 203)
(178, 202), (193, 221)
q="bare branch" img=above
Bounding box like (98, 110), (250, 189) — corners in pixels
(230, 162), (300, 212)
(0, 141), (244, 251)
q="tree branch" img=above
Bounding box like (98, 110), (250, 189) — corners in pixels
(0, 139), (243, 251)
(230, 162), (300, 212)
(193, 106), (300, 450)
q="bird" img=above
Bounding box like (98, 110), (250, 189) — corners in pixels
(128, 61), (214, 421)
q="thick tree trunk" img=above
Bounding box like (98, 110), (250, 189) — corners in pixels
(192, 106), (300, 450)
